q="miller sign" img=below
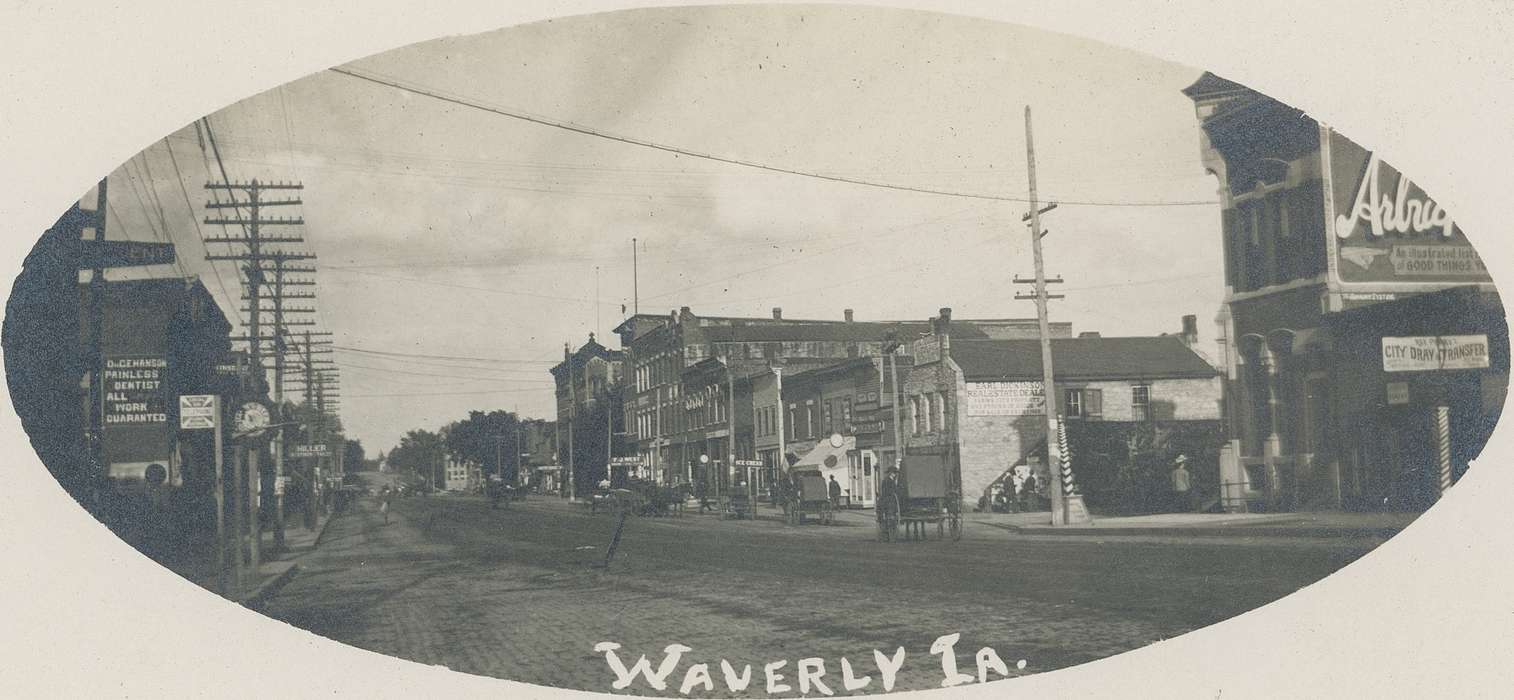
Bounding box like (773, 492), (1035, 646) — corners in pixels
(1328, 131), (1489, 285)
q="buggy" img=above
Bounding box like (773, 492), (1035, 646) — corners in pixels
(786, 469), (835, 525)
(877, 455), (962, 541)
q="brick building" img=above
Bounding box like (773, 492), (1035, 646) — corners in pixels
(900, 309), (1222, 512)
(550, 335), (625, 498)
(1184, 73), (1508, 511)
(777, 356), (908, 507)
(616, 306), (1066, 488)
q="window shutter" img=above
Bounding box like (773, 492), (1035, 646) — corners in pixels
(1086, 389), (1103, 418)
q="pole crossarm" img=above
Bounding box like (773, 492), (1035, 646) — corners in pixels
(205, 182), (304, 190)
(204, 236), (307, 244)
(204, 217), (304, 227)
(204, 199), (302, 209)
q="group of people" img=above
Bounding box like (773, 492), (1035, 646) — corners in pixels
(990, 472), (1041, 513)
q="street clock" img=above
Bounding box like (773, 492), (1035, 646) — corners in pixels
(234, 402), (271, 434)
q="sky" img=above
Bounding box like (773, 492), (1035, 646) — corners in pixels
(86, 4), (1223, 453)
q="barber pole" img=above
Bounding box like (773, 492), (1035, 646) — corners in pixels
(1436, 405), (1452, 496)
(1056, 417), (1078, 497)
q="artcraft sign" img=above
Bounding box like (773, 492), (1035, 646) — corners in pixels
(1329, 131), (1490, 285)
(965, 382), (1045, 416)
(1382, 335), (1491, 372)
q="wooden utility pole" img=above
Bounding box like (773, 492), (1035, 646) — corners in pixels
(565, 342), (576, 501)
(205, 179), (311, 553)
(285, 329), (334, 527)
(1019, 107), (1089, 526)
(83, 178), (109, 512)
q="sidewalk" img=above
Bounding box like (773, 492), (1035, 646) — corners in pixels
(185, 511), (339, 607)
(981, 509), (1420, 538)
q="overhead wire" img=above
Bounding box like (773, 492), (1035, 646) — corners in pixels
(328, 65), (1220, 209)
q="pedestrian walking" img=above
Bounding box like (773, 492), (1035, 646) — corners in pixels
(1171, 454), (1194, 512)
(878, 466), (902, 542)
(1020, 472), (1037, 512)
(380, 489), (391, 524)
(827, 475), (842, 509)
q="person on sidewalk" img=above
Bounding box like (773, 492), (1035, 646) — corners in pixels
(380, 489), (391, 524)
(1171, 454), (1194, 512)
(1019, 473), (1037, 512)
(827, 475), (842, 509)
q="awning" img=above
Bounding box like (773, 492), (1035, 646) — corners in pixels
(791, 436), (855, 472)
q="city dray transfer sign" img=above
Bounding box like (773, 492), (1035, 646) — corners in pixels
(1327, 130), (1490, 285)
(1382, 335), (1491, 372)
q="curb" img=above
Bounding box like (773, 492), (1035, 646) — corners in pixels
(999, 523), (1405, 539)
(311, 509), (338, 548)
(241, 561), (300, 609)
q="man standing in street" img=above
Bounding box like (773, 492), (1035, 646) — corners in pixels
(827, 474), (843, 509)
(878, 467), (902, 542)
(1171, 454), (1193, 512)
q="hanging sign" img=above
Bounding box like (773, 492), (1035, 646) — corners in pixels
(1382, 335), (1491, 372)
(77, 240), (176, 269)
(178, 395), (217, 430)
(1329, 131), (1490, 285)
(965, 381), (1045, 416)
(291, 444), (331, 458)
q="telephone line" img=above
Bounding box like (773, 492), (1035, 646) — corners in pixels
(329, 66), (1218, 209)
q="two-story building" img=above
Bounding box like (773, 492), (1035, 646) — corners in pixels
(1184, 73), (1508, 511)
(900, 309), (1223, 513)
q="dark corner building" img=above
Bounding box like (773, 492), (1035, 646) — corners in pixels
(1184, 73), (1508, 512)
(4, 230), (240, 569)
(551, 334), (625, 497)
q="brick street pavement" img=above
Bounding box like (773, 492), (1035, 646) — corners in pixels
(263, 493), (1379, 696)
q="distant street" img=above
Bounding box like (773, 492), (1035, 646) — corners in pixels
(264, 486), (1381, 695)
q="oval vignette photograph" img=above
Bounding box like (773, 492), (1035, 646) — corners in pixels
(2, 4), (1508, 697)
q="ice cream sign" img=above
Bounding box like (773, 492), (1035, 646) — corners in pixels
(1328, 131), (1489, 284)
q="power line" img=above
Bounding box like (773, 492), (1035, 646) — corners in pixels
(331, 359), (554, 383)
(328, 66), (1219, 209)
(325, 266), (621, 307)
(332, 344), (558, 365)
(345, 387), (551, 399)
(162, 135), (240, 327)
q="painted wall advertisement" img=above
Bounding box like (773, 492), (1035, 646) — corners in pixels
(1329, 131), (1491, 285)
(965, 381), (1045, 416)
(103, 354), (172, 470)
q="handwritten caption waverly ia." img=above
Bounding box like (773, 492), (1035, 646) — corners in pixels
(594, 633), (1026, 695)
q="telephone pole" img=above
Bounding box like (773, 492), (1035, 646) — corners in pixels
(285, 329), (334, 528)
(205, 178), (312, 552)
(1018, 107), (1089, 526)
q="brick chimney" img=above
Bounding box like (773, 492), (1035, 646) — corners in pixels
(1181, 314), (1198, 347)
(843, 309), (854, 323)
(772, 307), (783, 320)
